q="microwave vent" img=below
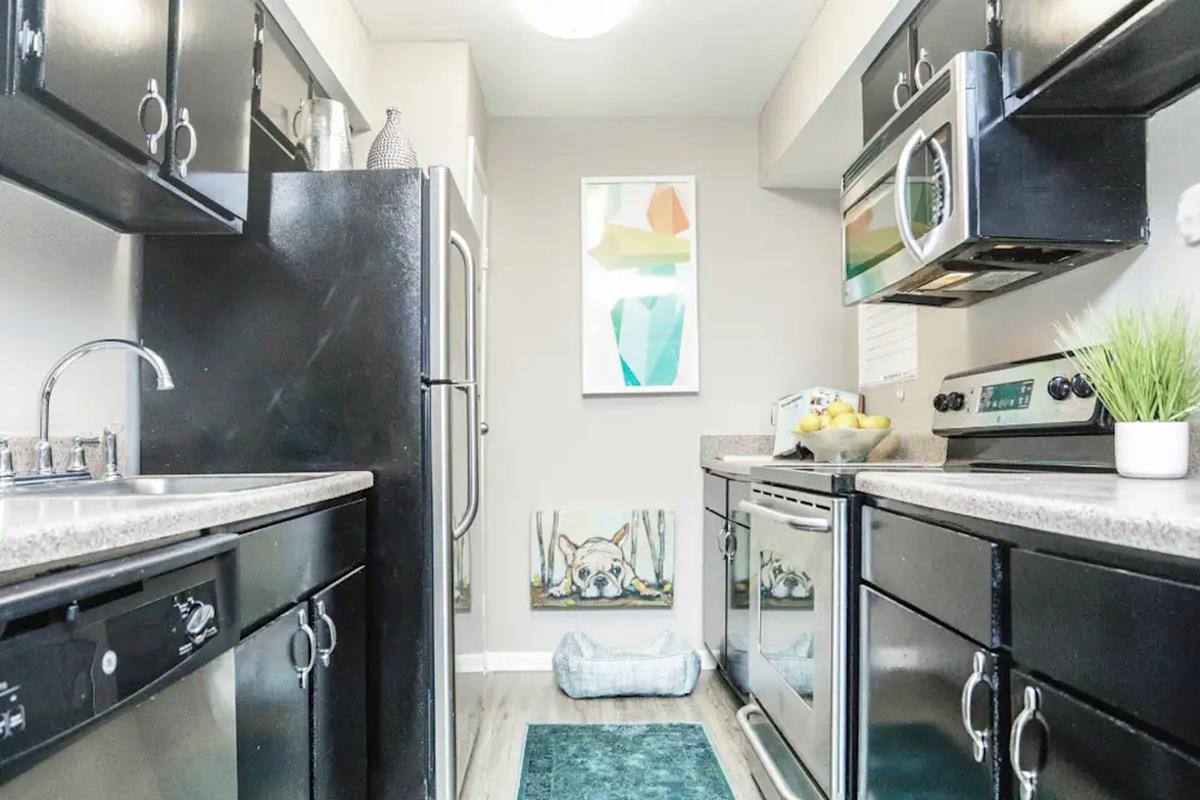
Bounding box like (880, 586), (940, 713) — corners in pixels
(881, 294), (957, 307)
(969, 245), (1083, 265)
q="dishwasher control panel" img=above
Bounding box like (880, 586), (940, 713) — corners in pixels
(0, 553), (233, 779)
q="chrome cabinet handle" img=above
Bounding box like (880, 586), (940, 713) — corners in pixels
(293, 608), (318, 689)
(1010, 686), (1043, 800)
(960, 651), (989, 763)
(173, 108), (198, 178)
(715, 521), (729, 554)
(315, 600), (338, 668)
(723, 527), (737, 558)
(914, 47), (935, 89)
(137, 79), (168, 155)
(736, 705), (807, 800)
(450, 230), (481, 541)
(738, 500), (830, 532)
(891, 71), (912, 111)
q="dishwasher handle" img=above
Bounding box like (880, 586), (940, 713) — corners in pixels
(739, 500), (831, 532)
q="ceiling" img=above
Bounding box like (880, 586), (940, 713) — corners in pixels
(349, 0), (827, 117)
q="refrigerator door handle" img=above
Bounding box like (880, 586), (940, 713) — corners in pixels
(449, 231), (478, 384)
(452, 381), (480, 540)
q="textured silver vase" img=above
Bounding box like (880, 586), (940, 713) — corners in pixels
(367, 108), (419, 170)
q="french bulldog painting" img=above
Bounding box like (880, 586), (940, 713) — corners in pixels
(548, 524), (662, 600)
(531, 510), (674, 608)
(760, 556), (814, 600)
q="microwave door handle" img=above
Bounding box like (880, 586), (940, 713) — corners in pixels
(738, 500), (830, 532)
(894, 128), (927, 261)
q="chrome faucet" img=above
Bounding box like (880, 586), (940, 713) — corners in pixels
(35, 339), (174, 475)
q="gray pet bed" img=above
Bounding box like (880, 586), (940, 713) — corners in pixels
(553, 630), (701, 699)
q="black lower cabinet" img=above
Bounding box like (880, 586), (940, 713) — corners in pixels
(312, 568), (368, 800)
(859, 586), (1000, 799)
(236, 565), (368, 800)
(236, 604), (313, 800)
(1009, 670), (1200, 800)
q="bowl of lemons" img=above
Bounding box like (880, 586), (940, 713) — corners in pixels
(794, 400), (892, 464)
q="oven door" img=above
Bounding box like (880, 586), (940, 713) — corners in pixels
(841, 53), (990, 305)
(741, 487), (848, 800)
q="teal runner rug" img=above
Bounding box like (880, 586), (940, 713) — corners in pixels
(516, 722), (736, 800)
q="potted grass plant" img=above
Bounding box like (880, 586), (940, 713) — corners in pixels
(1056, 303), (1200, 479)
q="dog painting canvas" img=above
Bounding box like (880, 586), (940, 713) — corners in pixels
(530, 510), (674, 609)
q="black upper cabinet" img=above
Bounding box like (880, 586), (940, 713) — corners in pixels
(39, 0), (171, 161)
(169, 0), (255, 220)
(0, 0), (248, 232)
(861, 29), (912, 145)
(860, 0), (993, 144)
(912, 0), (990, 84)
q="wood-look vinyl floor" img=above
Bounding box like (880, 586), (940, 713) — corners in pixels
(459, 671), (764, 800)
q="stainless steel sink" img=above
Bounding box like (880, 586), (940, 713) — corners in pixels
(6, 474), (323, 497)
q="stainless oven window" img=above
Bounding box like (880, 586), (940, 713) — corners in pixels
(843, 124), (953, 282)
(758, 542), (820, 708)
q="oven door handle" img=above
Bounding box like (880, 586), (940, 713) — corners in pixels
(736, 704), (809, 800)
(739, 500), (830, 532)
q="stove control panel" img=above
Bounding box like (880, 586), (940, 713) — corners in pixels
(932, 354), (1106, 435)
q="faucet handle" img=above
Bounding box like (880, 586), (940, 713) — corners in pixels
(67, 435), (101, 474)
(0, 438), (14, 485)
(102, 425), (122, 480)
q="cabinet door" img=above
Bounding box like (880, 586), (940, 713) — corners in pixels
(724, 520), (752, 697)
(236, 604), (313, 800)
(257, 14), (313, 148)
(861, 27), (912, 143)
(172, 0), (255, 218)
(912, 0), (990, 83)
(859, 587), (998, 799)
(1008, 670), (1200, 800)
(39, 0), (171, 160)
(702, 510), (728, 666)
(311, 567), (368, 800)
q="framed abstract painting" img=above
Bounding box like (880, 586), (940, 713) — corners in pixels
(580, 176), (699, 395)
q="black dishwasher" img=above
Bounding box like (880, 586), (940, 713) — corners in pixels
(0, 535), (239, 796)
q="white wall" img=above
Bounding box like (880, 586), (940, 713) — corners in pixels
(0, 179), (141, 442)
(760, 0), (920, 188)
(484, 117), (855, 660)
(865, 90), (1200, 429)
(367, 42), (488, 191)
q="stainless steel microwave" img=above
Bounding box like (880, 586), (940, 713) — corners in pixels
(841, 51), (1149, 308)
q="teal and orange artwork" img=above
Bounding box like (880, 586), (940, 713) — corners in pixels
(584, 181), (697, 391)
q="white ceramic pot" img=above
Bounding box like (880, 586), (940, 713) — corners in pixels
(1114, 421), (1190, 479)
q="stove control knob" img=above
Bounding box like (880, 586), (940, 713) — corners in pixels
(1047, 376), (1072, 401)
(933, 393), (950, 412)
(184, 601), (216, 646)
(947, 392), (966, 411)
(1071, 373), (1094, 399)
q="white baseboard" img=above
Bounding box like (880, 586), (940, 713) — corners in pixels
(486, 651), (553, 672)
(484, 649), (718, 673)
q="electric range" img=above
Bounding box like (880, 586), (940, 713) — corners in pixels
(735, 352), (1115, 800)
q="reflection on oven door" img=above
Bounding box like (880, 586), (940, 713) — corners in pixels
(759, 544), (819, 704)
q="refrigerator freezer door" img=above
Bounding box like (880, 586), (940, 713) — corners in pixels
(428, 166), (485, 799)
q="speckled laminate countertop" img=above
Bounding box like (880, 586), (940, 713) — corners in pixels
(856, 471), (1200, 562)
(0, 471), (374, 584)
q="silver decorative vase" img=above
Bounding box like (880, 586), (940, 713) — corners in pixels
(367, 108), (419, 170)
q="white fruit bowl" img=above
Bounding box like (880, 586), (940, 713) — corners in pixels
(796, 427), (892, 464)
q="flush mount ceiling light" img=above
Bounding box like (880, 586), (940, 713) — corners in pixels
(515, 0), (638, 39)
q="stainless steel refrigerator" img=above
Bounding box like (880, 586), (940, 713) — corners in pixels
(140, 157), (485, 799)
